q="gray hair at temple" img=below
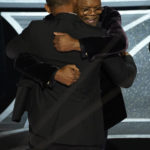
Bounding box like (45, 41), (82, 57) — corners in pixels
(46, 0), (72, 8)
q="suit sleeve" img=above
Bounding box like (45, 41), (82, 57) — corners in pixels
(6, 22), (58, 88)
(6, 22), (33, 59)
(79, 7), (128, 61)
(15, 53), (59, 88)
(102, 54), (137, 88)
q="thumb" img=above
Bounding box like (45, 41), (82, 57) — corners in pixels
(54, 32), (66, 35)
(69, 65), (79, 71)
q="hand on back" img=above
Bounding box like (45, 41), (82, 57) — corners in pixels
(54, 64), (80, 86)
(53, 32), (80, 52)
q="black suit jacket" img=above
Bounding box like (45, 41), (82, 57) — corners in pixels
(7, 8), (137, 132)
(8, 13), (107, 148)
(101, 55), (137, 129)
(13, 53), (137, 132)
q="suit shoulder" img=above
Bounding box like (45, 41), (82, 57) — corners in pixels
(103, 6), (121, 18)
(29, 20), (48, 27)
(27, 20), (50, 33)
(101, 6), (121, 27)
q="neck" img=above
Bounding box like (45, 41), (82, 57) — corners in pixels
(52, 4), (75, 15)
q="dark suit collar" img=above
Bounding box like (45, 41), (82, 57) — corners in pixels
(44, 13), (54, 20)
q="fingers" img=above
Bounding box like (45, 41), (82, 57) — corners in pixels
(71, 68), (80, 81)
(53, 33), (62, 43)
(74, 72), (80, 80)
(120, 51), (130, 56)
(55, 64), (80, 86)
(66, 64), (80, 83)
(53, 33), (64, 50)
(54, 32), (66, 35)
(124, 51), (130, 55)
(53, 36), (60, 50)
(69, 64), (79, 71)
(67, 65), (80, 79)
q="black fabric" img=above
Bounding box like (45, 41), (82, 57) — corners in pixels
(8, 13), (105, 148)
(10, 6), (129, 88)
(15, 53), (58, 88)
(102, 55), (137, 88)
(32, 9), (136, 132)
(101, 72), (127, 130)
(79, 6), (128, 61)
(6, 11), (137, 149)
(101, 55), (137, 129)
(28, 143), (104, 150)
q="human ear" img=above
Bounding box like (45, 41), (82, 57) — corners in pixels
(45, 4), (51, 13)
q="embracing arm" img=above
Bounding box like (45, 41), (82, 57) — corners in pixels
(102, 53), (137, 88)
(6, 22), (80, 87)
(53, 7), (128, 61)
(15, 53), (80, 88)
(6, 22), (55, 87)
(6, 22), (56, 88)
(15, 53), (58, 88)
(79, 6), (128, 60)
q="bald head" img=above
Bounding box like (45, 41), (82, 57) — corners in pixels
(77, 0), (102, 26)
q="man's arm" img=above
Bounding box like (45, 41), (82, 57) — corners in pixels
(53, 7), (128, 61)
(6, 22), (80, 88)
(6, 22), (57, 88)
(79, 6), (128, 60)
(15, 53), (80, 88)
(101, 52), (137, 88)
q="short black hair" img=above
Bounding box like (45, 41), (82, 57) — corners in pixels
(46, 0), (71, 8)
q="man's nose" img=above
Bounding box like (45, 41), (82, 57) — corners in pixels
(88, 9), (96, 16)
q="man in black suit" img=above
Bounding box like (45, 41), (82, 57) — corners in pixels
(6, 0), (122, 150)
(51, 1), (137, 149)
(51, 0), (137, 135)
